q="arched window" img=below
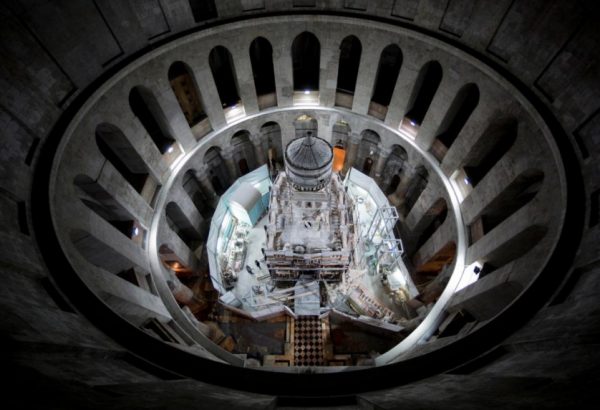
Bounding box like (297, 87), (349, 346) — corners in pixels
(405, 61), (443, 126)
(335, 35), (362, 108)
(292, 32), (320, 92)
(209, 46), (241, 109)
(431, 83), (480, 161)
(261, 121), (282, 167)
(231, 130), (256, 175)
(95, 123), (151, 194)
(168, 61), (208, 131)
(182, 170), (213, 219)
(250, 37), (277, 109)
(370, 45), (402, 118)
(129, 86), (176, 154)
(469, 170), (544, 244)
(403, 166), (429, 216)
(356, 130), (380, 176)
(462, 118), (518, 187)
(165, 202), (202, 250)
(203, 147), (230, 195)
(382, 145), (408, 194)
(188, 0), (217, 23)
(74, 175), (139, 241)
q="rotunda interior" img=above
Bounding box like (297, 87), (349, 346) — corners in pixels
(1, 1), (599, 408)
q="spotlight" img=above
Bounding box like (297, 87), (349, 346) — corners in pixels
(166, 145), (174, 154)
(464, 177), (470, 185)
(409, 120), (417, 126)
(132, 227), (139, 236)
(304, 90), (310, 95)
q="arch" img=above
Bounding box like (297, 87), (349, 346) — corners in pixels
(361, 129), (380, 144)
(294, 114), (318, 138)
(292, 31), (320, 91)
(165, 202), (202, 250)
(168, 61), (208, 129)
(370, 44), (403, 115)
(462, 118), (518, 187)
(129, 86), (175, 154)
(95, 123), (151, 194)
(261, 121), (283, 167)
(469, 169), (545, 244)
(209, 46), (241, 109)
(188, 0), (217, 23)
(403, 166), (429, 216)
(70, 228), (137, 275)
(182, 170), (213, 219)
(249, 37), (277, 108)
(203, 147), (229, 195)
(355, 129), (380, 176)
(431, 83), (480, 161)
(231, 130), (251, 145)
(230, 130), (257, 175)
(405, 61), (443, 126)
(382, 145), (408, 194)
(74, 174), (138, 240)
(335, 35), (362, 107)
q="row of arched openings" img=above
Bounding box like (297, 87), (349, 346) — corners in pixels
(131, 30), (480, 165)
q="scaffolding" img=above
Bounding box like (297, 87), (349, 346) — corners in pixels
(359, 205), (402, 267)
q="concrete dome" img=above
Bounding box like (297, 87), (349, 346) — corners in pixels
(284, 132), (333, 190)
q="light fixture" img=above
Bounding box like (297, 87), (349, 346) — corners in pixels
(409, 120), (417, 126)
(464, 177), (470, 185)
(166, 145), (174, 154)
(304, 90), (310, 95)
(132, 226), (139, 236)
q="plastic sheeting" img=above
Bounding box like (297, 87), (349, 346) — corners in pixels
(229, 182), (262, 225)
(344, 167), (389, 207)
(207, 165), (271, 294)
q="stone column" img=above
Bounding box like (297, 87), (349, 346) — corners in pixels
(188, 54), (227, 129)
(352, 40), (385, 115)
(252, 137), (267, 166)
(231, 42), (259, 115)
(373, 147), (391, 184)
(416, 74), (465, 151)
(195, 166), (219, 207)
(155, 76), (196, 152)
(384, 53), (422, 128)
(319, 35), (341, 107)
(272, 37), (293, 107)
(388, 166), (416, 209)
(222, 148), (239, 182)
(342, 135), (359, 174)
